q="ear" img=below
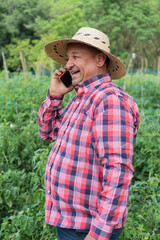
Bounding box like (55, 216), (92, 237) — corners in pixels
(96, 52), (107, 68)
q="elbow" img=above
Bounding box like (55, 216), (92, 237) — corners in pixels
(39, 128), (52, 142)
(40, 134), (52, 142)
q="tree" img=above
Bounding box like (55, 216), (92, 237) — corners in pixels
(0, 0), (160, 71)
(0, 0), (53, 69)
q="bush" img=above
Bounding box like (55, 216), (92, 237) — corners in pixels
(0, 72), (160, 239)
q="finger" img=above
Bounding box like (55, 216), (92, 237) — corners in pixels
(53, 69), (67, 79)
(59, 67), (66, 72)
(54, 69), (63, 76)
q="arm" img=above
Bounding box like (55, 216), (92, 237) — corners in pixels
(88, 94), (140, 240)
(38, 68), (73, 141)
(38, 92), (64, 141)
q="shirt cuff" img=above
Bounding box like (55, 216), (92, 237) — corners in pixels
(47, 89), (64, 100)
(89, 215), (113, 240)
(45, 90), (63, 108)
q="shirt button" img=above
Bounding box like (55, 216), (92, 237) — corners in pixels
(77, 101), (80, 104)
(47, 190), (51, 194)
(49, 167), (51, 170)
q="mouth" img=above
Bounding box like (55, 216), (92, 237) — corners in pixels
(71, 70), (80, 77)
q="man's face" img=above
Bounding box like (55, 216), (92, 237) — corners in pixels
(66, 43), (99, 86)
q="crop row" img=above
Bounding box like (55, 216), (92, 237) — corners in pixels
(0, 72), (160, 239)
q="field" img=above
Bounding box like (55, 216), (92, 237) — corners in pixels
(0, 71), (160, 240)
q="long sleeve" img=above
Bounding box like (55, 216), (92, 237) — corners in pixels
(41, 75), (140, 237)
(38, 92), (64, 142)
(89, 93), (140, 240)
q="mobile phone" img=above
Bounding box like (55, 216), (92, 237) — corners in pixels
(59, 70), (72, 88)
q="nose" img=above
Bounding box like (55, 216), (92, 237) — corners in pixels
(65, 58), (74, 70)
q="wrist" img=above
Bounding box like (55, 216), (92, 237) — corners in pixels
(49, 88), (63, 97)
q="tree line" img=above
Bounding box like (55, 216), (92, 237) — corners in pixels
(0, 0), (160, 73)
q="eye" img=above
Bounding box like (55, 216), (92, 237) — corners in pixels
(73, 55), (78, 59)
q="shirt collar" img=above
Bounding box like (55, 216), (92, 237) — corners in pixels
(79, 73), (111, 88)
(74, 73), (112, 95)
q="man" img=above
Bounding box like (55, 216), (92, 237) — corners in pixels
(38, 27), (140, 240)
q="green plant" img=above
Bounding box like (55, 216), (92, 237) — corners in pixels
(0, 72), (160, 239)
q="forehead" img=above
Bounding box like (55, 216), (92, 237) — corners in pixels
(67, 43), (96, 55)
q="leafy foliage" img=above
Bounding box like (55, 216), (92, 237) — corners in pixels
(0, 72), (160, 239)
(0, 0), (160, 70)
(122, 175), (160, 240)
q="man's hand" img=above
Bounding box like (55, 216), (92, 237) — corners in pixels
(49, 67), (73, 96)
(84, 234), (96, 240)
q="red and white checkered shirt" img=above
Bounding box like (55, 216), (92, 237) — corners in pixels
(38, 74), (140, 240)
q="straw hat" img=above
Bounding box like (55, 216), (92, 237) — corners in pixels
(45, 27), (126, 79)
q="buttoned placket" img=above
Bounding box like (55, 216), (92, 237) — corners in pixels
(45, 76), (103, 195)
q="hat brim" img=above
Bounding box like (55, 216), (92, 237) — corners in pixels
(45, 39), (126, 80)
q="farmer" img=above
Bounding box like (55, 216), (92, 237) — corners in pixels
(38, 27), (140, 240)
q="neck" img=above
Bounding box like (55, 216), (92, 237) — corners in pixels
(97, 67), (108, 76)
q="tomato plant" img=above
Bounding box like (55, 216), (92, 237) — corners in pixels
(0, 72), (159, 239)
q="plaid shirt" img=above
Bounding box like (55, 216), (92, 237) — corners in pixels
(38, 74), (140, 240)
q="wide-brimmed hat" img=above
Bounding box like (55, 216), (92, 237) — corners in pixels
(45, 27), (126, 79)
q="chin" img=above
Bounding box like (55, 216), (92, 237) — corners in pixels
(72, 79), (82, 86)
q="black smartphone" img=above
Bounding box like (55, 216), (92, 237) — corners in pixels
(59, 70), (72, 88)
